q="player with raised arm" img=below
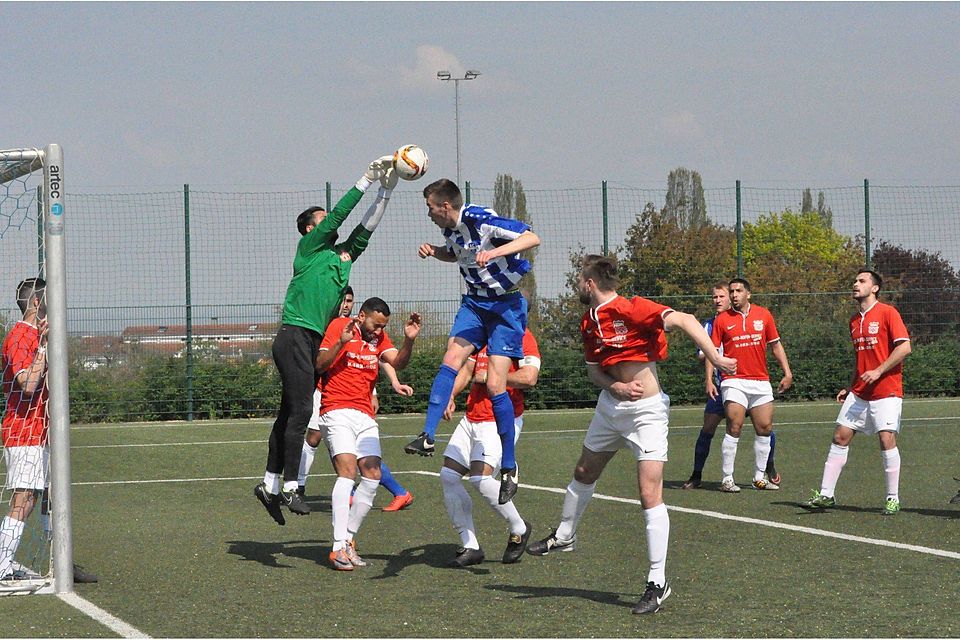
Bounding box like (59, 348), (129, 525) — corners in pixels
(254, 158), (398, 525)
(438, 327), (540, 567)
(404, 178), (540, 504)
(710, 278), (793, 493)
(526, 255), (736, 615)
(683, 283), (779, 489)
(316, 298), (421, 570)
(800, 270), (912, 515)
(297, 287), (414, 511)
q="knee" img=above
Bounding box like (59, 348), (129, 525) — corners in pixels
(573, 464), (598, 485)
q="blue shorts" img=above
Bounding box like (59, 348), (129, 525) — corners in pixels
(450, 292), (527, 358)
(704, 395), (724, 416)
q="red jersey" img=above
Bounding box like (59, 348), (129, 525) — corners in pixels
(581, 295), (672, 368)
(711, 304), (780, 380)
(466, 329), (541, 422)
(2, 322), (48, 447)
(850, 301), (910, 400)
(318, 316), (396, 418)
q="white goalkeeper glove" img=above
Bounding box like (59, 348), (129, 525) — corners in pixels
(379, 166), (399, 197)
(357, 155), (394, 191)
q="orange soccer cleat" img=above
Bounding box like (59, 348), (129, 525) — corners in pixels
(382, 491), (414, 512)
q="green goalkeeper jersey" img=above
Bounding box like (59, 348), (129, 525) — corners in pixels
(281, 186), (373, 334)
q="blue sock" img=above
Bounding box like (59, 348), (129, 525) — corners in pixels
(423, 364), (458, 439)
(491, 392), (516, 471)
(693, 430), (715, 476)
(379, 461), (405, 497)
(766, 431), (777, 472)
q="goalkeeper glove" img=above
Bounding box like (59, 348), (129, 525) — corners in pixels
(379, 166), (399, 196)
(358, 155), (394, 190)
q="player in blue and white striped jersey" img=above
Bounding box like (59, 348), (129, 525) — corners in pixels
(404, 179), (540, 505)
(682, 282), (779, 489)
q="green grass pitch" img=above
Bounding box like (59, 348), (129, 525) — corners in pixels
(2, 399), (958, 637)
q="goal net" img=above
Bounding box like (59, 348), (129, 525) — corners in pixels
(0, 146), (72, 595)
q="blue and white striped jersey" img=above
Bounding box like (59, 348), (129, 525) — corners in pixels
(699, 316), (724, 386)
(443, 204), (532, 297)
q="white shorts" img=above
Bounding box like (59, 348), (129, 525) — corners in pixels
(836, 392), (902, 435)
(306, 389), (322, 432)
(443, 416), (523, 470)
(3, 445), (48, 490)
(721, 379), (774, 410)
(320, 409), (381, 459)
(583, 391), (670, 462)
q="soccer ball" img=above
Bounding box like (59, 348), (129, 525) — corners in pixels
(393, 145), (429, 181)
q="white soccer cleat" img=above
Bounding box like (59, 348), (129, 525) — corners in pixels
(752, 475), (780, 491)
(719, 477), (741, 493)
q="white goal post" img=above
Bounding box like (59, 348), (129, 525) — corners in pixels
(0, 145), (73, 595)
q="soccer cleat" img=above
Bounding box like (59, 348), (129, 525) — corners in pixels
(681, 475), (702, 490)
(329, 548), (354, 571)
(72, 563), (98, 584)
(752, 475), (780, 491)
(404, 432), (435, 456)
(254, 482), (286, 526)
(799, 490), (836, 510)
(882, 497), (901, 516)
(498, 464), (519, 505)
(448, 546), (485, 568)
(768, 471), (782, 486)
(382, 491), (414, 512)
(502, 520), (532, 564)
(0, 569), (28, 581)
(526, 529), (576, 556)
(346, 540), (367, 567)
(278, 487), (311, 515)
(631, 580), (672, 614)
(296, 486), (306, 498)
(719, 477), (741, 493)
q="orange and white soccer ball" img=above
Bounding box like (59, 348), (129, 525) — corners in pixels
(393, 144), (429, 181)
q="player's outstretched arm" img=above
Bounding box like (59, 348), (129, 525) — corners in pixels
(770, 341), (793, 393)
(382, 313), (421, 371)
(418, 243), (457, 262)
(666, 310), (737, 375)
(475, 230), (540, 267)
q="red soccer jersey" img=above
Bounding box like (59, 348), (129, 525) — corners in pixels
(850, 301), (910, 400)
(1, 321), (48, 447)
(581, 295), (672, 367)
(466, 329), (541, 422)
(318, 316), (396, 418)
(711, 304), (780, 380)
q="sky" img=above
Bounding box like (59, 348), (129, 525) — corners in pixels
(5, 2), (960, 190)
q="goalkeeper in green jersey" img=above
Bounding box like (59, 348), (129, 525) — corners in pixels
(254, 155), (399, 525)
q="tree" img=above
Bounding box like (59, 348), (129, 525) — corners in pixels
(871, 240), (960, 344)
(741, 209), (863, 294)
(664, 167), (707, 229)
(801, 188), (833, 227)
(493, 173), (540, 331)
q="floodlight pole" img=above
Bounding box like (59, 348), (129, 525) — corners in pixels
(436, 70), (480, 186)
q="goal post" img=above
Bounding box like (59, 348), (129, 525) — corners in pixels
(0, 145), (72, 595)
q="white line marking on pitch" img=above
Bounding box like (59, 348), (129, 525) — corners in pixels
(72, 470), (959, 561)
(58, 592), (150, 638)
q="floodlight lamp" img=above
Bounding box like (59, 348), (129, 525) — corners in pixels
(465, 70), (481, 80)
(437, 71), (451, 80)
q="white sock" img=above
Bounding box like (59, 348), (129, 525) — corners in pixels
(0, 516), (25, 578)
(331, 476), (353, 549)
(644, 503), (670, 587)
(821, 443), (849, 498)
(440, 467), (478, 549)
(469, 475), (526, 535)
(298, 442), (318, 487)
(282, 480), (298, 493)
(881, 447), (901, 500)
(754, 435), (772, 482)
(263, 471), (280, 495)
(721, 434), (739, 479)
(555, 479), (595, 542)
(347, 476), (379, 538)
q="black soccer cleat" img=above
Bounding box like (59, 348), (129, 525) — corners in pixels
(254, 482), (286, 526)
(502, 520), (532, 564)
(632, 580), (672, 614)
(526, 529), (576, 556)
(448, 546), (485, 568)
(279, 486), (311, 515)
(404, 432), (435, 456)
(498, 464), (519, 504)
(72, 563), (98, 584)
